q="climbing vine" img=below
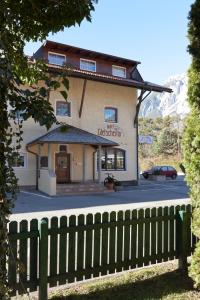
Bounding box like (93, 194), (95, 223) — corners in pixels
(0, 1), (97, 298)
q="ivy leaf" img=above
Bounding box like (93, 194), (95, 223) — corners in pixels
(62, 77), (69, 90)
(60, 90), (68, 100)
(39, 87), (47, 97)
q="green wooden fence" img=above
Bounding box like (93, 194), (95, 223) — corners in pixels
(8, 204), (196, 299)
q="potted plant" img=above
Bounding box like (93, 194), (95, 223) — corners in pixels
(104, 173), (115, 190)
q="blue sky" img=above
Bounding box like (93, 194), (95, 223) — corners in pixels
(25, 0), (193, 84)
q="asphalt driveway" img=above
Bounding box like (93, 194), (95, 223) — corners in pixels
(10, 177), (190, 221)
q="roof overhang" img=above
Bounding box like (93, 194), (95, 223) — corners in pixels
(47, 64), (172, 94)
(27, 125), (119, 148)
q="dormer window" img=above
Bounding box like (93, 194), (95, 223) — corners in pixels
(112, 65), (126, 78)
(80, 59), (96, 72)
(48, 52), (66, 66)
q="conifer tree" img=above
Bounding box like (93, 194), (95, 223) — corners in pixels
(183, 0), (200, 287)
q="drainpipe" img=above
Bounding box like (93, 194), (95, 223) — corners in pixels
(93, 150), (97, 182)
(135, 122), (139, 184)
(26, 145), (39, 190)
(134, 89), (152, 185)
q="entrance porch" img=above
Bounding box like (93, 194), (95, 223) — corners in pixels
(27, 125), (118, 196)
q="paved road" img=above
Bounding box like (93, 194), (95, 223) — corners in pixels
(10, 177), (190, 221)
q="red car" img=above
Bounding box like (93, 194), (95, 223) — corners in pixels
(142, 166), (177, 179)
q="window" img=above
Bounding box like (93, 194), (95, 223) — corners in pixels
(161, 166), (168, 172)
(98, 148), (125, 171)
(80, 59), (96, 72)
(112, 65), (126, 78)
(56, 101), (71, 116)
(168, 166), (175, 171)
(59, 145), (67, 152)
(13, 153), (27, 168)
(106, 148), (115, 170)
(104, 107), (118, 123)
(116, 149), (125, 170)
(40, 156), (48, 168)
(48, 52), (66, 66)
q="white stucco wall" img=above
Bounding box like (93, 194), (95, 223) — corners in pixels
(38, 169), (56, 196)
(13, 77), (137, 186)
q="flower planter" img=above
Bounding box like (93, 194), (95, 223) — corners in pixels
(105, 182), (114, 190)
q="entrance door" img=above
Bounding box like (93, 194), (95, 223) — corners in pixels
(55, 152), (70, 183)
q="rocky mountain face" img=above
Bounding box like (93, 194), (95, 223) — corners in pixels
(139, 73), (189, 118)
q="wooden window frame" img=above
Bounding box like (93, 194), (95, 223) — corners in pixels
(48, 51), (66, 66)
(112, 65), (126, 78)
(55, 100), (71, 117)
(80, 58), (96, 72)
(13, 153), (27, 169)
(99, 148), (126, 171)
(104, 107), (118, 123)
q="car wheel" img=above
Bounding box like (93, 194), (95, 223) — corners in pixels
(171, 174), (177, 180)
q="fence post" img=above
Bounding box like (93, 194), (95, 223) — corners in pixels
(176, 210), (189, 272)
(39, 218), (48, 300)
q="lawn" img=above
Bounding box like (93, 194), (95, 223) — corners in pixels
(49, 262), (200, 300)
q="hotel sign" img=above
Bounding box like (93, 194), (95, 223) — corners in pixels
(98, 124), (124, 138)
(139, 135), (154, 144)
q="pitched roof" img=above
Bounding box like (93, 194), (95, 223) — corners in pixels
(32, 40), (172, 94)
(27, 125), (118, 147)
(39, 40), (141, 66)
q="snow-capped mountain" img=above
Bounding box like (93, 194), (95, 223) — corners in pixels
(140, 73), (189, 118)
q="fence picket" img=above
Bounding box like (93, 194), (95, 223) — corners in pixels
(101, 212), (109, 276)
(138, 209), (144, 267)
(68, 215), (76, 283)
(163, 207), (169, 261)
(59, 216), (67, 285)
(30, 219), (38, 291)
(49, 217), (58, 287)
(151, 207), (157, 264)
(175, 205), (181, 257)
(8, 221), (18, 296)
(157, 207), (163, 263)
(169, 206), (175, 259)
(144, 208), (150, 266)
(116, 211), (123, 272)
(77, 214), (85, 281)
(39, 219), (48, 300)
(93, 213), (101, 277)
(85, 214), (93, 279)
(109, 211), (116, 274)
(131, 210), (137, 268)
(124, 210), (131, 270)
(18, 220), (28, 294)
